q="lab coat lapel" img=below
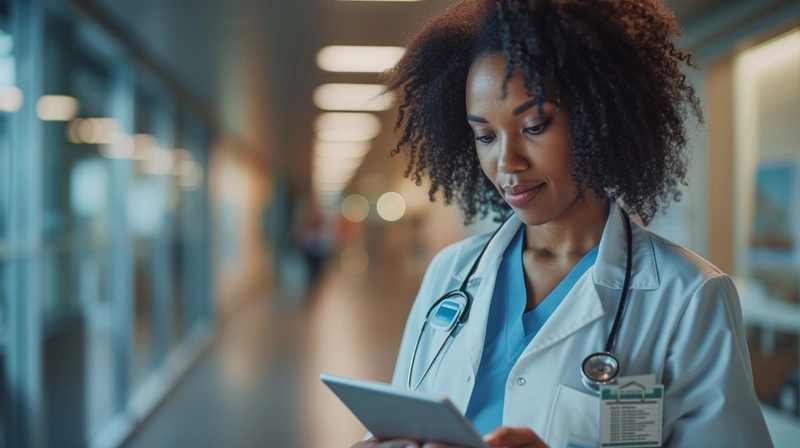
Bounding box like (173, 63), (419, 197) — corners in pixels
(593, 204), (659, 290)
(454, 215), (524, 375)
(519, 204), (646, 357)
(521, 274), (605, 356)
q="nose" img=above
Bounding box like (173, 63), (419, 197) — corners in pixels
(497, 135), (529, 174)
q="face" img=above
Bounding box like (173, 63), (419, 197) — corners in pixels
(466, 53), (578, 226)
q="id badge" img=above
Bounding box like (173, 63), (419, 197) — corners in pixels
(599, 378), (663, 447)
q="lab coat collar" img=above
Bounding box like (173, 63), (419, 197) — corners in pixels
(453, 213), (524, 285)
(592, 203), (659, 290)
(453, 202), (659, 291)
(517, 203), (659, 360)
(454, 202), (659, 372)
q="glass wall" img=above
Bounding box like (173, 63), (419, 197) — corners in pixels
(0, 0), (12, 444)
(130, 74), (174, 391)
(0, 0), (214, 446)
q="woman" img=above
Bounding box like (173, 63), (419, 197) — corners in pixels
(356, 0), (772, 446)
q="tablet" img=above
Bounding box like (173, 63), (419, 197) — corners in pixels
(320, 373), (488, 448)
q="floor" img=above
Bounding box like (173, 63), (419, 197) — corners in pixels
(123, 258), (423, 448)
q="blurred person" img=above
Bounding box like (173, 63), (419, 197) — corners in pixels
(353, 0), (772, 447)
(295, 197), (332, 287)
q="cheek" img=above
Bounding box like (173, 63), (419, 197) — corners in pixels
(475, 147), (495, 175)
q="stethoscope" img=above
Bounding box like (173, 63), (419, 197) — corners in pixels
(407, 207), (633, 394)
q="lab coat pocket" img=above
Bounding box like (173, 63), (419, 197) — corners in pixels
(546, 384), (599, 448)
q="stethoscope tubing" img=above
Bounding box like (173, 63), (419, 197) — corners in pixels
(604, 213), (633, 353)
(407, 207), (633, 391)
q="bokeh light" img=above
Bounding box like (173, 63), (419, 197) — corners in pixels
(0, 86), (23, 112)
(36, 95), (79, 120)
(314, 112), (381, 142)
(316, 45), (405, 73)
(340, 245), (369, 274)
(341, 194), (370, 222)
(313, 83), (393, 111)
(376, 192), (406, 222)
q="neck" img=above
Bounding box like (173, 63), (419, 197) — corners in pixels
(523, 193), (610, 259)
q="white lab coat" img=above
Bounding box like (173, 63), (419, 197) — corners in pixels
(391, 204), (772, 447)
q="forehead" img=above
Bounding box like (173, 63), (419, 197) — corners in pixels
(466, 53), (538, 108)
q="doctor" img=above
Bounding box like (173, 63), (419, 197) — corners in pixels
(355, 0), (772, 447)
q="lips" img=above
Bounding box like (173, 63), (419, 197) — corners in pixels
(503, 183), (544, 207)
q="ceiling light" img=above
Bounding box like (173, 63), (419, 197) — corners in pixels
(313, 156), (363, 171)
(313, 83), (393, 111)
(99, 133), (135, 159)
(37, 95), (80, 121)
(739, 29), (800, 72)
(0, 86), (23, 112)
(314, 112), (382, 141)
(314, 140), (371, 158)
(316, 46), (405, 73)
(314, 172), (356, 184)
(314, 183), (350, 193)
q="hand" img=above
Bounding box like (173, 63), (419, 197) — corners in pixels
(350, 427), (549, 448)
(350, 438), (467, 448)
(352, 437), (420, 448)
(483, 427), (548, 448)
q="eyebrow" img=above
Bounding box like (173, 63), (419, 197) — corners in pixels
(512, 98), (544, 116)
(466, 114), (488, 123)
(467, 98), (548, 123)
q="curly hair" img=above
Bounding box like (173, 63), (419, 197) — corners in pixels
(386, 0), (702, 225)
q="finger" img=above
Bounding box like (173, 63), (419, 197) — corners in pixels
(421, 442), (459, 448)
(373, 439), (421, 448)
(483, 426), (547, 448)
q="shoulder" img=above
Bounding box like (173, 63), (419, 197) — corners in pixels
(641, 227), (726, 284)
(425, 231), (494, 279)
(636, 227), (740, 325)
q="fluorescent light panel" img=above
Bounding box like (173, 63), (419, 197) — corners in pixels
(0, 86), (23, 112)
(314, 140), (371, 158)
(317, 46), (405, 73)
(37, 95), (80, 121)
(313, 156), (363, 171)
(314, 112), (382, 141)
(313, 83), (393, 111)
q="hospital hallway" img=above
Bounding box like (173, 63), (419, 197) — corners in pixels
(123, 253), (424, 448)
(2, 1), (800, 447)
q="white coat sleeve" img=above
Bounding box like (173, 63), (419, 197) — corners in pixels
(662, 274), (773, 447)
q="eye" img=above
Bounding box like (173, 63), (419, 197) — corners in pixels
(473, 134), (496, 144)
(523, 119), (553, 136)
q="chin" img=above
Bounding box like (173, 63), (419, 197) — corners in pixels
(508, 207), (558, 227)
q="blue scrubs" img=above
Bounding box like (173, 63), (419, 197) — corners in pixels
(465, 226), (599, 436)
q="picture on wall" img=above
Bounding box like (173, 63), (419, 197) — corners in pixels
(751, 164), (795, 250)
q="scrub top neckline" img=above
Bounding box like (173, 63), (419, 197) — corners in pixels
(465, 224), (599, 436)
(512, 226), (600, 338)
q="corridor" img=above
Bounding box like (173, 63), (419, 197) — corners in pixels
(125, 256), (424, 448)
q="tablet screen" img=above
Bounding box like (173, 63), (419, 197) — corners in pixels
(320, 373), (488, 448)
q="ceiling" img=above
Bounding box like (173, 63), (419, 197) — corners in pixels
(95, 0), (736, 199)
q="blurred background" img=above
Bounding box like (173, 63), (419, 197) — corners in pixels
(0, 0), (798, 447)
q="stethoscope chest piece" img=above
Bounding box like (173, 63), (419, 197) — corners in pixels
(430, 297), (466, 332)
(581, 351), (619, 391)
